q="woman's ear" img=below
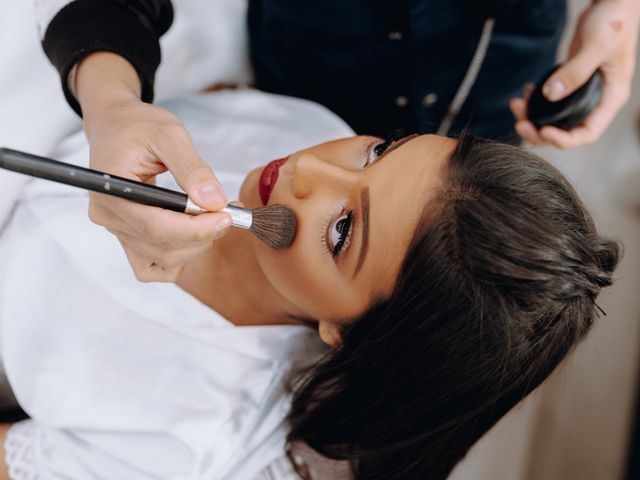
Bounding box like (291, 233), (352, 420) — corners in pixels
(318, 321), (342, 347)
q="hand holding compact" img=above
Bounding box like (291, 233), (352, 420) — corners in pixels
(77, 53), (230, 282)
(510, 0), (639, 148)
(527, 66), (603, 130)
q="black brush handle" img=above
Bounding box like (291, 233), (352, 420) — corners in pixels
(0, 147), (189, 213)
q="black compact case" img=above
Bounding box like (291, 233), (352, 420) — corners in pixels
(527, 65), (604, 130)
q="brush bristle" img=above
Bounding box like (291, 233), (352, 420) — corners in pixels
(249, 204), (297, 249)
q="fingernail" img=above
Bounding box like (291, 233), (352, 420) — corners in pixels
(216, 216), (232, 232)
(199, 183), (225, 207)
(543, 79), (565, 101)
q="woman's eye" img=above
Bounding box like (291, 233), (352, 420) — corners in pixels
(327, 211), (353, 258)
(364, 138), (393, 167)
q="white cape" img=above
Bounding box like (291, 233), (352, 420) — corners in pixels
(0, 90), (354, 480)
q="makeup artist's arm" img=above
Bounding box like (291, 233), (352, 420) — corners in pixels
(75, 52), (231, 283)
(38, 0), (231, 282)
(510, 0), (639, 148)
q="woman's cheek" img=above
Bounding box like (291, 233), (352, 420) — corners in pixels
(238, 169), (262, 209)
(252, 234), (338, 319)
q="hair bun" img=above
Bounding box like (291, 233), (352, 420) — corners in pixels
(590, 238), (622, 289)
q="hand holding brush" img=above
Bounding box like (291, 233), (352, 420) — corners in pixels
(0, 148), (296, 250)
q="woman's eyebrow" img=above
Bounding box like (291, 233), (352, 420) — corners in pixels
(352, 186), (370, 278)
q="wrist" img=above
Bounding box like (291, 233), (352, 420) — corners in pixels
(596, 0), (640, 18)
(76, 52), (143, 117)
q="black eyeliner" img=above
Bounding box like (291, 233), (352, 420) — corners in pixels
(368, 133), (420, 167)
(332, 211), (353, 258)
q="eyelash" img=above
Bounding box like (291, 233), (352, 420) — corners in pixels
(363, 136), (396, 168)
(322, 137), (395, 260)
(322, 207), (354, 259)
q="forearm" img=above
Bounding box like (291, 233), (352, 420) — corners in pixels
(39, 0), (174, 116)
(597, 0), (640, 18)
(621, 0), (640, 16)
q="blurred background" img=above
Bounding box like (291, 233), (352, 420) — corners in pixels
(0, 1), (638, 479)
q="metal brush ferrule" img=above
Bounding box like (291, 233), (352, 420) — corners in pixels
(184, 199), (252, 229)
(185, 199), (208, 215)
(221, 205), (252, 229)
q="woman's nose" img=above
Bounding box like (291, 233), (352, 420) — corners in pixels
(291, 152), (359, 199)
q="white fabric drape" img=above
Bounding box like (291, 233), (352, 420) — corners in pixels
(0, 90), (354, 479)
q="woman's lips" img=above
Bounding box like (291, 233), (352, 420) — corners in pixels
(259, 156), (289, 206)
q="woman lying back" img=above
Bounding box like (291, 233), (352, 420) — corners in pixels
(0, 96), (619, 479)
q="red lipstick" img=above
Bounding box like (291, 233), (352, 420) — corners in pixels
(259, 156), (288, 206)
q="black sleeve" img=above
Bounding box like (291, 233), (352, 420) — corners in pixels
(42, 0), (174, 116)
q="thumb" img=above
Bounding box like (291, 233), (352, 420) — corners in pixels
(543, 43), (605, 102)
(156, 132), (228, 211)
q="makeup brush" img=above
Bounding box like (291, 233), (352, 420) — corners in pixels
(0, 147), (297, 249)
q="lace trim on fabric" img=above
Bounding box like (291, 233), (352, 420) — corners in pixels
(5, 420), (39, 480)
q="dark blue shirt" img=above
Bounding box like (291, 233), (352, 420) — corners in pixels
(43, 0), (566, 139)
(249, 0), (566, 139)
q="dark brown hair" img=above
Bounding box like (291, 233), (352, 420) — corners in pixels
(286, 134), (621, 479)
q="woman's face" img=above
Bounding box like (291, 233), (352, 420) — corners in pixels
(239, 134), (455, 346)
